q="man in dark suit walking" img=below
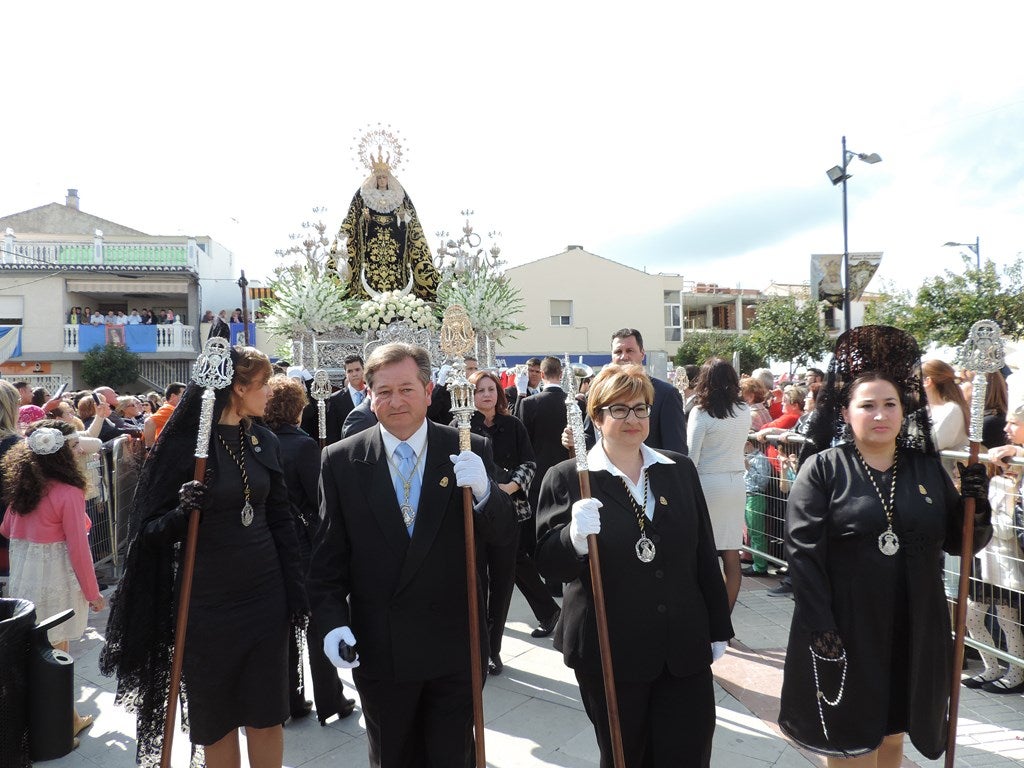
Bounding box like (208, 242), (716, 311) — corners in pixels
(517, 355), (572, 627)
(324, 354), (368, 443)
(309, 343), (515, 768)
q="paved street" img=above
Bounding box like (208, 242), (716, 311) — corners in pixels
(39, 575), (1024, 767)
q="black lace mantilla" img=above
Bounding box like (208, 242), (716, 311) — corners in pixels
(800, 325), (936, 467)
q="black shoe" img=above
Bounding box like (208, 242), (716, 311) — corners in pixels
(981, 677), (1024, 694)
(488, 655), (503, 676)
(741, 565), (767, 576)
(319, 697), (357, 726)
(962, 672), (1002, 689)
(767, 582), (793, 597)
(290, 699), (313, 719)
(531, 607), (560, 638)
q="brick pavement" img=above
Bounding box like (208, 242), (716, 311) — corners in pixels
(29, 575), (1024, 767)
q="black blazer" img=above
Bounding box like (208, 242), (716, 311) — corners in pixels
(309, 421), (516, 682)
(272, 424), (320, 550)
(518, 386), (572, 510)
(342, 398), (377, 438)
(535, 454), (733, 680)
(325, 388), (357, 445)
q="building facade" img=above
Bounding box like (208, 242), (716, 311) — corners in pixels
(0, 189), (239, 390)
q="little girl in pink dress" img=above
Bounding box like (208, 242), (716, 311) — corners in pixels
(1, 420), (104, 738)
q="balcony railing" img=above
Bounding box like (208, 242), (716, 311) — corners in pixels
(2, 232), (200, 270)
(64, 324), (196, 353)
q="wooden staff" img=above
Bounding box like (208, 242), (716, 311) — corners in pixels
(945, 319), (1004, 768)
(310, 369), (331, 450)
(160, 337), (234, 768)
(563, 354), (625, 768)
(442, 306), (486, 768)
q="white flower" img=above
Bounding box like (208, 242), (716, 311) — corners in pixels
(28, 427), (66, 455)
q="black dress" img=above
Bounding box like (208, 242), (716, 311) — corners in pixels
(778, 445), (992, 759)
(182, 425), (289, 745)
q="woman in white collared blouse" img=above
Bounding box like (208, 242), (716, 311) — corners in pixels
(536, 364), (733, 768)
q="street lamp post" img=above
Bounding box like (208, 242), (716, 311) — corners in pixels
(826, 136), (882, 331)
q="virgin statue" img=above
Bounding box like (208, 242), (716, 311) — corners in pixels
(331, 131), (439, 302)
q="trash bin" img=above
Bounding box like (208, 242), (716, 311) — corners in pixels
(0, 597), (34, 768)
(29, 609), (76, 761)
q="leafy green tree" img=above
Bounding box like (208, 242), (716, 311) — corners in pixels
(865, 256), (1024, 346)
(747, 296), (831, 374)
(81, 344), (141, 389)
(672, 331), (766, 374)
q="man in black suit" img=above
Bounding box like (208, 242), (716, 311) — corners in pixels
(517, 355), (574, 620)
(323, 354), (368, 444)
(309, 343), (515, 768)
(505, 357), (542, 415)
(568, 329), (688, 456)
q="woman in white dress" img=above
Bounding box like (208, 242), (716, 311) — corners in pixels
(686, 358), (752, 611)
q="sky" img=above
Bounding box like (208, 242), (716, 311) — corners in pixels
(3, 2), (1022, 297)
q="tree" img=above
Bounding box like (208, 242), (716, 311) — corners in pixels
(672, 331), (766, 374)
(747, 296), (831, 374)
(81, 344), (141, 389)
(864, 256), (1024, 347)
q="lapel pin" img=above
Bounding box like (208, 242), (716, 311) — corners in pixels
(918, 484), (927, 495)
(440, 476), (449, 488)
(659, 496), (668, 505)
(250, 434), (261, 453)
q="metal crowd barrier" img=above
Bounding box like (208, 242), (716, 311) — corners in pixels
(742, 431), (1024, 669)
(86, 435), (146, 577)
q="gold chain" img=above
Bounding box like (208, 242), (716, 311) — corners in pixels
(618, 471), (649, 536)
(854, 448), (897, 528)
(217, 426), (251, 508)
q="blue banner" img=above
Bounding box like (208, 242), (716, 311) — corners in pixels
(78, 325), (106, 352)
(125, 325), (157, 352)
(0, 326), (22, 362)
(78, 324), (157, 353)
(229, 323), (257, 345)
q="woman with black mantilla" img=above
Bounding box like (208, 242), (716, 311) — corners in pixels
(100, 346), (306, 768)
(778, 326), (993, 766)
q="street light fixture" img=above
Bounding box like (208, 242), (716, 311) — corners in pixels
(943, 237), (981, 271)
(826, 136), (882, 331)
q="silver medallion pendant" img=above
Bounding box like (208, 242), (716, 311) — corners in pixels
(878, 527), (900, 556)
(635, 534), (656, 563)
(241, 502), (254, 527)
(401, 503), (415, 527)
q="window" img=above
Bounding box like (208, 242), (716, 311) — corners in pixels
(0, 296), (24, 325)
(664, 290), (681, 341)
(550, 300), (572, 326)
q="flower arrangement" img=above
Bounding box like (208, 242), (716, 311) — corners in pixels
(350, 290), (438, 333)
(263, 264), (351, 335)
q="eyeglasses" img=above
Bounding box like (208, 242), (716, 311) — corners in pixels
(600, 404), (652, 420)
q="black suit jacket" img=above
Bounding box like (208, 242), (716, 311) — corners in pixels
(325, 388), (357, 445)
(518, 386), (573, 510)
(535, 454), (733, 680)
(342, 398), (377, 438)
(308, 421), (516, 682)
(272, 424), (320, 551)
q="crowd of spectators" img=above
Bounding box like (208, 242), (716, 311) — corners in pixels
(67, 307), (183, 325)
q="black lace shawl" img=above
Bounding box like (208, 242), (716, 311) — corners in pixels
(98, 373), (233, 767)
(799, 325), (936, 467)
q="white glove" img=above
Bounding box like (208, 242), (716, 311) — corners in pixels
(324, 626), (360, 669)
(436, 364), (452, 387)
(711, 640), (728, 663)
(450, 450), (489, 500)
(515, 371), (528, 393)
(569, 498), (603, 555)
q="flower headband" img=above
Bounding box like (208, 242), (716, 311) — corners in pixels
(27, 427), (67, 456)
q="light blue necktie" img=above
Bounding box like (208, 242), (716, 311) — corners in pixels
(352, 389), (363, 406)
(394, 442), (421, 536)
